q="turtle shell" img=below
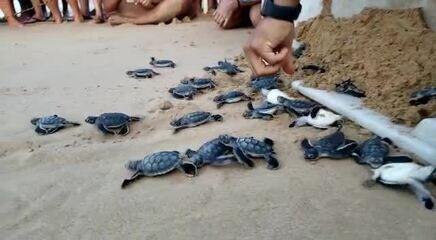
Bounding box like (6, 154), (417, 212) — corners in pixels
(250, 75), (279, 91)
(126, 68), (157, 78)
(311, 131), (346, 153)
(214, 91), (245, 102)
(196, 138), (232, 161)
(170, 84), (197, 97)
(236, 137), (273, 155)
(37, 115), (67, 129)
(126, 151), (182, 176)
(357, 137), (389, 167)
(98, 113), (131, 128)
(172, 111), (211, 127)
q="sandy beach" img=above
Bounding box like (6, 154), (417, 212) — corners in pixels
(1, 18), (435, 240)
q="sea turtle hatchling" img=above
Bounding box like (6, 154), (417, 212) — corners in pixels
(218, 134), (279, 170)
(335, 79), (366, 98)
(367, 162), (436, 210)
(121, 151), (197, 188)
(409, 87), (436, 105)
(277, 96), (319, 116)
(301, 64), (326, 74)
(213, 91), (251, 109)
(185, 138), (236, 168)
(250, 75), (281, 92)
(31, 115), (80, 135)
(289, 107), (343, 129)
(149, 57), (176, 68)
(301, 129), (358, 161)
(126, 68), (159, 79)
(352, 136), (413, 169)
(170, 111), (223, 133)
(168, 84), (198, 100)
(262, 89), (294, 105)
(203, 60), (244, 76)
(85, 112), (141, 135)
(180, 78), (216, 89)
(243, 102), (283, 120)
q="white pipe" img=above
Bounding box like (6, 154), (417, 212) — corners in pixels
(292, 80), (436, 166)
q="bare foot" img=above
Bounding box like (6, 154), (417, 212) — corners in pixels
(7, 18), (24, 28)
(74, 15), (85, 23)
(108, 15), (128, 26)
(94, 15), (105, 24)
(213, 0), (239, 28)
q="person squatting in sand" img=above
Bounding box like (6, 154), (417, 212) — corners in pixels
(92, 0), (199, 25)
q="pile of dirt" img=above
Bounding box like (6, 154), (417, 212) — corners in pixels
(292, 8), (436, 126)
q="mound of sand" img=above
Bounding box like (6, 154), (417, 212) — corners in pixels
(292, 8), (436, 126)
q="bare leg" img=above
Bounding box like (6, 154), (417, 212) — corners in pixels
(66, 0), (84, 22)
(93, 0), (104, 22)
(0, 0), (24, 27)
(45, 0), (63, 23)
(30, 0), (45, 20)
(79, 0), (90, 17)
(249, 3), (260, 26)
(213, 0), (239, 29)
(109, 0), (193, 26)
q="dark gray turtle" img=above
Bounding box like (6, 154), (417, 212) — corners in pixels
(126, 68), (159, 79)
(213, 91), (251, 109)
(31, 115), (80, 135)
(368, 163), (436, 210)
(250, 75), (281, 92)
(203, 60), (244, 76)
(85, 112), (141, 135)
(149, 57), (176, 68)
(277, 96), (319, 116)
(409, 87), (436, 105)
(185, 138), (236, 168)
(352, 136), (412, 169)
(180, 78), (216, 89)
(301, 129), (358, 161)
(335, 79), (366, 98)
(121, 151), (197, 188)
(292, 41), (306, 59)
(301, 64), (326, 74)
(170, 111), (223, 133)
(218, 134), (279, 170)
(243, 102), (283, 121)
(168, 84), (198, 100)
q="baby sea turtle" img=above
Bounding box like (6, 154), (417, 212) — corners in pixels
(292, 40), (306, 59)
(243, 102), (283, 120)
(290, 107), (343, 129)
(409, 87), (436, 105)
(31, 115), (80, 135)
(121, 151), (197, 188)
(277, 96), (319, 116)
(368, 162), (436, 210)
(168, 84), (198, 100)
(213, 91), (251, 109)
(126, 68), (159, 79)
(180, 78), (216, 89)
(250, 75), (281, 92)
(301, 64), (326, 74)
(352, 136), (413, 169)
(185, 138), (236, 168)
(262, 89), (294, 105)
(335, 79), (366, 98)
(218, 134), (279, 170)
(170, 111), (223, 133)
(85, 112), (141, 135)
(149, 57), (176, 68)
(301, 129), (358, 161)
(203, 60), (244, 76)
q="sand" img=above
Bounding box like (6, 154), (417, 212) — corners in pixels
(292, 8), (436, 126)
(1, 18), (436, 240)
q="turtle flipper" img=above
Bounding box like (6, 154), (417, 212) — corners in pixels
(407, 178), (434, 210)
(264, 138), (274, 146)
(264, 154), (280, 170)
(216, 102), (225, 109)
(121, 170), (142, 189)
(98, 123), (113, 134)
(289, 117), (308, 128)
(47, 127), (62, 134)
(65, 121), (81, 127)
(383, 156), (413, 164)
(233, 147), (254, 168)
(35, 126), (48, 135)
(129, 116), (141, 122)
(30, 118), (40, 125)
(335, 141), (358, 158)
(118, 125), (130, 136)
(208, 155), (237, 166)
(173, 126), (188, 134)
(212, 114), (223, 122)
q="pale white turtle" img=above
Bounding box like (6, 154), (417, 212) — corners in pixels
(261, 89), (294, 105)
(290, 107), (343, 129)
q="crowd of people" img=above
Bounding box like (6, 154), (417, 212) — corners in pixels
(1, 0), (299, 77)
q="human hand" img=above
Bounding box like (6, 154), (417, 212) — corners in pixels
(243, 17), (295, 76)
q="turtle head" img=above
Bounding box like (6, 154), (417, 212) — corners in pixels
(276, 96), (286, 104)
(185, 149), (203, 167)
(30, 118), (40, 125)
(150, 57), (156, 62)
(242, 110), (253, 119)
(429, 167), (436, 185)
(218, 134), (237, 147)
(301, 139), (319, 160)
(85, 116), (97, 124)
